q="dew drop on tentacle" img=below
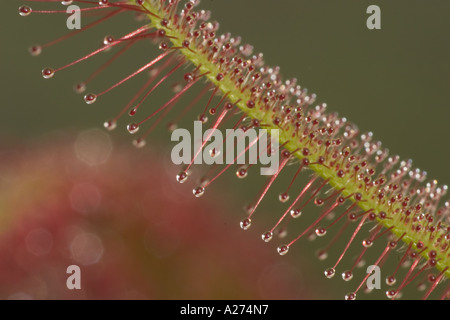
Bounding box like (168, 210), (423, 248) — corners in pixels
(84, 93), (97, 105)
(127, 123), (140, 134)
(314, 198), (324, 206)
(74, 82), (86, 94)
(198, 114), (208, 124)
(236, 168), (247, 179)
(29, 45), (42, 57)
(427, 274), (436, 283)
(386, 276), (396, 286)
(308, 233), (317, 242)
(132, 138), (146, 149)
(341, 270), (353, 281)
(363, 287), (374, 295)
(240, 218), (252, 230)
(18, 6), (32, 17)
(417, 282), (426, 292)
(193, 186), (205, 198)
(176, 171), (188, 184)
(277, 245), (289, 256)
(362, 239), (373, 248)
(261, 231), (273, 242)
(103, 35), (115, 46)
(129, 106), (138, 116)
(428, 250), (437, 259)
(198, 177), (210, 188)
(356, 260), (366, 269)
(244, 198), (259, 213)
(324, 268), (335, 279)
(277, 228), (288, 239)
(184, 72), (195, 83)
(344, 292), (356, 300)
(42, 68), (55, 79)
(159, 42), (169, 51)
(61, 0), (73, 5)
(167, 122), (178, 132)
(103, 119), (117, 131)
(316, 250), (328, 261)
(315, 227), (327, 237)
(278, 192), (290, 203)
(386, 290), (397, 299)
(209, 148), (221, 158)
(170, 82), (183, 93)
(290, 209), (301, 218)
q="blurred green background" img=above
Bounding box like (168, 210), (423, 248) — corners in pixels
(1, 0), (449, 299)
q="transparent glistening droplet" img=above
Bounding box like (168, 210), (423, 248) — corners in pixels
(132, 138), (146, 149)
(74, 82), (86, 94)
(236, 168), (247, 179)
(193, 186), (205, 198)
(29, 45), (42, 57)
(315, 227), (327, 237)
(362, 239), (373, 248)
(277, 228), (288, 239)
(324, 268), (335, 279)
(290, 209), (301, 218)
(167, 123), (177, 132)
(103, 120), (117, 131)
(42, 67), (55, 79)
(261, 231), (273, 242)
(103, 35), (114, 46)
(316, 250), (328, 261)
(277, 245), (289, 256)
(19, 5), (32, 16)
(198, 114), (208, 124)
(341, 270), (353, 281)
(386, 290), (397, 299)
(176, 171), (188, 184)
(278, 192), (289, 203)
(209, 148), (221, 158)
(129, 107), (138, 116)
(344, 292), (356, 300)
(240, 218), (251, 230)
(84, 93), (97, 105)
(314, 198), (324, 206)
(386, 276), (396, 286)
(127, 123), (139, 134)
